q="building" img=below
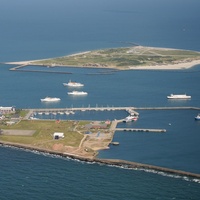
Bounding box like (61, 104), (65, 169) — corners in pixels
(53, 132), (64, 139)
(0, 106), (15, 114)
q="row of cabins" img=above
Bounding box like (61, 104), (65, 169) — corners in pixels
(0, 106), (16, 120)
(0, 106), (15, 114)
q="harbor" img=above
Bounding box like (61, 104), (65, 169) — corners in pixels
(22, 106), (200, 136)
(25, 106), (200, 119)
(24, 106), (139, 120)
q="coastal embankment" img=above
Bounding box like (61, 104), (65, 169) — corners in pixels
(1, 141), (200, 179)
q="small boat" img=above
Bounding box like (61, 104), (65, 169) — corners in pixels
(40, 97), (61, 102)
(123, 115), (138, 123)
(65, 111), (70, 115)
(58, 112), (64, 115)
(68, 91), (88, 95)
(30, 116), (39, 120)
(63, 80), (84, 87)
(167, 94), (191, 99)
(111, 142), (119, 145)
(195, 114), (200, 120)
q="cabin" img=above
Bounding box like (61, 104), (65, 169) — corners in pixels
(53, 132), (64, 140)
(0, 106), (15, 114)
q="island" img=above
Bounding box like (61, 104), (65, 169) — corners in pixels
(7, 46), (200, 71)
(1, 107), (200, 179)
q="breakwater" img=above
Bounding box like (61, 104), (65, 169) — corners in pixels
(0, 141), (200, 179)
(10, 68), (72, 74)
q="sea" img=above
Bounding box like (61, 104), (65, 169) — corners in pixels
(0, 0), (200, 199)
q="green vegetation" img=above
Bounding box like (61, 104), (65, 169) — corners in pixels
(0, 120), (85, 149)
(16, 109), (28, 118)
(32, 46), (200, 69)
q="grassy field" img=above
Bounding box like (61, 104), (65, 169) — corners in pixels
(0, 120), (85, 148)
(32, 46), (200, 69)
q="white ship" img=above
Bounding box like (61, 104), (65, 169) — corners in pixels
(195, 114), (200, 120)
(68, 91), (88, 95)
(123, 115), (138, 123)
(63, 80), (84, 87)
(40, 97), (61, 102)
(167, 94), (191, 99)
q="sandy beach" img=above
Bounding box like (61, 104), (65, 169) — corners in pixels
(128, 59), (200, 70)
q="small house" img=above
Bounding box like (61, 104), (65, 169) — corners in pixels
(53, 132), (64, 140)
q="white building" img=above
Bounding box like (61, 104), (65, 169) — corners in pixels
(53, 132), (64, 139)
(0, 106), (15, 114)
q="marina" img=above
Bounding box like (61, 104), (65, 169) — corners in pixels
(24, 106), (200, 120)
(24, 106), (139, 119)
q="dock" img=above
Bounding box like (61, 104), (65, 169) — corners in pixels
(115, 128), (166, 133)
(24, 106), (139, 120)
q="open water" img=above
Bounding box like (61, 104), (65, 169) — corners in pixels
(0, 0), (200, 199)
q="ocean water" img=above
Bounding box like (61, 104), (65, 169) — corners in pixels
(0, 0), (200, 199)
(0, 146), (199, 200)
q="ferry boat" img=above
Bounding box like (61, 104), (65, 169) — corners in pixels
(167, 94), (191, 99)
(195, 114), (200, 120)
(40, 97), (61, 102)
(63, 80), (84, 87)
(68, 91), (88, 95)
(123, 115), (138, 123)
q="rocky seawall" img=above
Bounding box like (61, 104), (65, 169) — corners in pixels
(1, 141), (200, 179)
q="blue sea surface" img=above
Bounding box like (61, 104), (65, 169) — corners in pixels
(0, 146), (200, 200)
(0, 0), (200, 199)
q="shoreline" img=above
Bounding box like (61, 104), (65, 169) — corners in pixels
(1, 140), (200, 179)
(4, 59), (200, 72)
(128, 59), (200, 70)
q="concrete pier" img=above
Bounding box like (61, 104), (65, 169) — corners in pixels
(115, 128), (166, 133)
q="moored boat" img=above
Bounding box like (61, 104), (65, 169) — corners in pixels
(68, 91), (88, 95)
(123, 115), (138, 123)
(195, 114), (200, 120)
(167, 94), (191, 99)
(40, 97), (61, 102)
(63, 80), (84, 87)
